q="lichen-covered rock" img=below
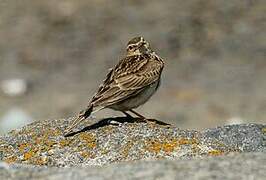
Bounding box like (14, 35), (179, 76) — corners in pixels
(0, 117), (265, 167)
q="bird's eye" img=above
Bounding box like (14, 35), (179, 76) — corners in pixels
(128, 46), (134, 50)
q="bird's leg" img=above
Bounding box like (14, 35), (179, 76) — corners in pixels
(122, 111), (133, 118)
(129, 109), (147, 119)
(129, 110), (158, 125)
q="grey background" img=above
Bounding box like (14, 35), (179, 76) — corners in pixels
(0, 0), (265, 133)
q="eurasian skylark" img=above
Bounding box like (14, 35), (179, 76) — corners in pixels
(65, 36), (164, 134)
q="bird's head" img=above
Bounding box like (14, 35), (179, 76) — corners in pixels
(126, 36), (152, 56)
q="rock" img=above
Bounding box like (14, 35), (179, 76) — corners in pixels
(0, 117), (265, 179)
(0, 117), (265, 167)
(0, 152), (265, 180)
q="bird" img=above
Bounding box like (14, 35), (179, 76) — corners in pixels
(64, 36), (164, 135)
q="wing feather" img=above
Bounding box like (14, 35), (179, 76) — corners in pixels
(90, 54), (164, 107)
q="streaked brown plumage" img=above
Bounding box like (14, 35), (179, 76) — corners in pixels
(64, 36), (164, 134)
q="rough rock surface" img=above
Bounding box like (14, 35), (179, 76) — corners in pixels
(0, 152), (265, 180)
(0, 117), (265, 179)
(0, 117), (265, 166)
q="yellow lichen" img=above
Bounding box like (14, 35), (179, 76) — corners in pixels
(59, 139), (71, 147)
(101, 148), (110, 155)
(80, 151), (91, 158)
(79, 133), (97, 149)
(208, 149), (224, 156)
(87, 142), (96, 149)
(262, 128), (266, 133)
(162, 141), (178, 153)
(146, 139), (179, 153)
(121, 141), (134, 157)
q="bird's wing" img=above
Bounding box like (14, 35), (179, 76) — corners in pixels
(90, 54), (164, 107)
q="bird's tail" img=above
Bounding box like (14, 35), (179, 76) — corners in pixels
(64, 104), (93, 135)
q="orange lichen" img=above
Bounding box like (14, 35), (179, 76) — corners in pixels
(147, 141), (162, 153)
(163, 141), (178, 153)
(23, 150), (36, 160)
(146, 137), (200, 154)
(177, 138), (199, 145)
(4, 156), (17, 163)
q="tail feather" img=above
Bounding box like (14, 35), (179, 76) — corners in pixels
(64, 104), (93, 134)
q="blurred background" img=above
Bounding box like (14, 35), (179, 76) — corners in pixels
(0, 0), (265, 134)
